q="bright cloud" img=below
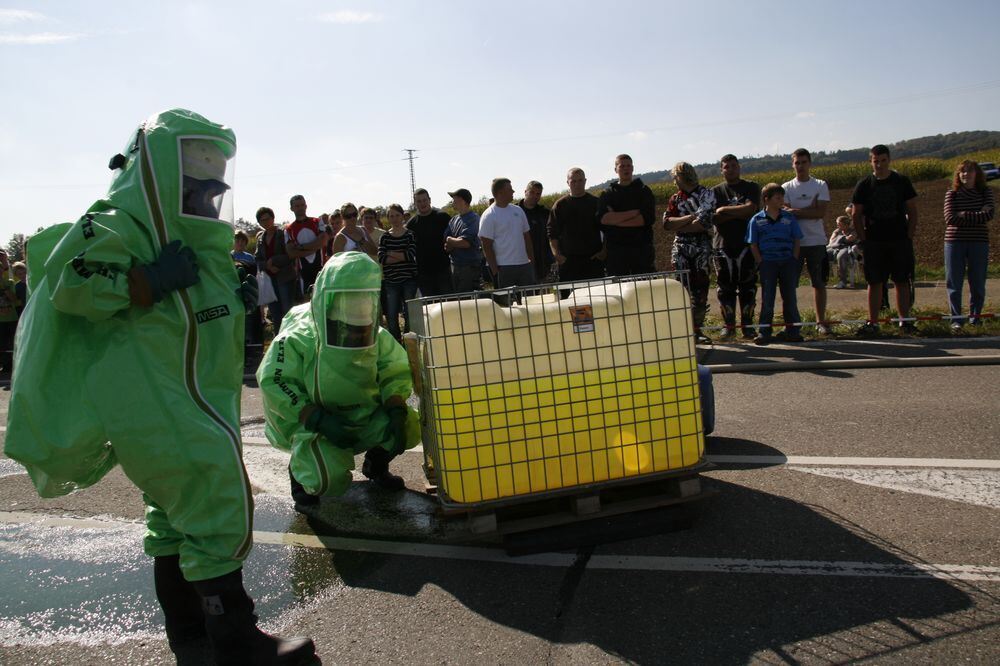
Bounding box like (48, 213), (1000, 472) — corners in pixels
(0, 9), (44, 23)
(318, 10), (383, 24)
(626, 130), (648, 141)
(795, 111), (816, 119)
(0, 32), (80, 45)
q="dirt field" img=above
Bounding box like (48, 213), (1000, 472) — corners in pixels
(653, 179), (1000, 270)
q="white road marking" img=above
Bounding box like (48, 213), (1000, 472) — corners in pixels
(243, 446), (293, 495)
(790, 467), (1000, 509)
(240, 436), (1000, 471)
(708, 455), (1000, 469)
(1, 510), (997, 582)
(0, 458), (25, 479)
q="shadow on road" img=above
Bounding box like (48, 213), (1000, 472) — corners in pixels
(279, 477), (982, 663)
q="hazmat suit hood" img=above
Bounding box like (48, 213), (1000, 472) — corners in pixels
(103, 108), (237, 255)
(311, 250), (382, 343)
(309, 251), (383, 406)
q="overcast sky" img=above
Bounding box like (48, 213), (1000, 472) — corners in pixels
(2, 0), (999, 242)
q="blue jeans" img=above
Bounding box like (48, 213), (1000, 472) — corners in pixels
(382, 279), (418, 340)
(945, 241), (989, 323)
(758, 258), (800, 336)
(267, 276), (294, 332)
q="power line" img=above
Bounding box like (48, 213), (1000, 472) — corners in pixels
(5, 79), (999, 193)
(419, 79), (1000, 153)
(240, 157), (411, 180)
(0, 157), (414, 192)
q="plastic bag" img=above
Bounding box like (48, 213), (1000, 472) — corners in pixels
(258, 273), (277, 305)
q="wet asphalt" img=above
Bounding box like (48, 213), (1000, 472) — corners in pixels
(1, 337), (998, 665)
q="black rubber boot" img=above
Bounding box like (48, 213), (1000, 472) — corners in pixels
(361, 446), (405, 491)
(192, 568), (318, 666)
(289, 465), (319, 510)
(153, 555), (211, 665)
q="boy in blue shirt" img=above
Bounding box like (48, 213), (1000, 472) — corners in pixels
(747, 183), (803, 345)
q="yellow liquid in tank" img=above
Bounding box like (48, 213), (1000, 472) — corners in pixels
(432, 358), (704, 503)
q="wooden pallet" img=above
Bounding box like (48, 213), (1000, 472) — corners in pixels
(427, 466), (714, 553)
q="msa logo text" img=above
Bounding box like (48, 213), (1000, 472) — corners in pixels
(195, 305), (230, 324)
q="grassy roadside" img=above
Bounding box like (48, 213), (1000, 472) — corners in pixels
(788, 262), (1000, 287)
(700, 302), (1000, 341)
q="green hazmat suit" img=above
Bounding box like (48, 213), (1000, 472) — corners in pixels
(257, 251), (420, 497)
(4, 109), (252, 582)
(24, 223), (72, 295)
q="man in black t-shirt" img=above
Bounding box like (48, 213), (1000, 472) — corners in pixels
(518, 181), (554, 282)
(711, 154), (761, 339)
(597, 154), (656, 276)
(851, 145), (919, 336)
(548, 167), (605, 282)
(406, 188), (453, 297)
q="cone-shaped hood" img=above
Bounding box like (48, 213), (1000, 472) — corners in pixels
(307, 251), (384, 405)
(312, 251), (383, 294)
(104, 108), (237, 254)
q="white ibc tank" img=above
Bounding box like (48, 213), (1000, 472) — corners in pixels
(421, 278), (693, 389)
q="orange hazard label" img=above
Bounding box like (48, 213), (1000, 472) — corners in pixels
(569, 305), (595, 333)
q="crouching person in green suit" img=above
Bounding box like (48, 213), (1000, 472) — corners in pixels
(257, 251), (420, 508)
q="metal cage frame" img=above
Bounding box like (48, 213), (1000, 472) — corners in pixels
(407, 270), (708, 510)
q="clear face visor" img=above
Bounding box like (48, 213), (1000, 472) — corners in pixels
(325, 291), (380, 348)
(180, 138), (235, 223)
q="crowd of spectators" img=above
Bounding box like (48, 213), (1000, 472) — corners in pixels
(219, 145), (993, 363)
(0, 251), (23, 374)
(0, 146), (994, 379)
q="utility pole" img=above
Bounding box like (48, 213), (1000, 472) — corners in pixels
(403, 148), (418, 197)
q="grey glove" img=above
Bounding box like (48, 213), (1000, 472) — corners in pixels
(236, 267), (258, 313)
(142, 240), (199, 302)
(386, 405), (408, 456)
(304, 408), (356, 450)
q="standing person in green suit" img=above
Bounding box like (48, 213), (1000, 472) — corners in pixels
(4, 108), (317, 666)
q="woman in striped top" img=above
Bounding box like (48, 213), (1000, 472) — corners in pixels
(378, 203), (418, 340)
(944, 160), (995, 328)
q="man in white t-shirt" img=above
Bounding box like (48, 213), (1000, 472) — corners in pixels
(479, 177), (535, 289)
(783, 148), (831, 334)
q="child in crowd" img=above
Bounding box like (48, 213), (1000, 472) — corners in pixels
(12, 260), (27, 317)
(232, 231), (263, 367)
(231, 230), (255, 266)
(827, 215), (860, 289)
(0, 251), (17, 373)
(746, 183), (803, 345)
